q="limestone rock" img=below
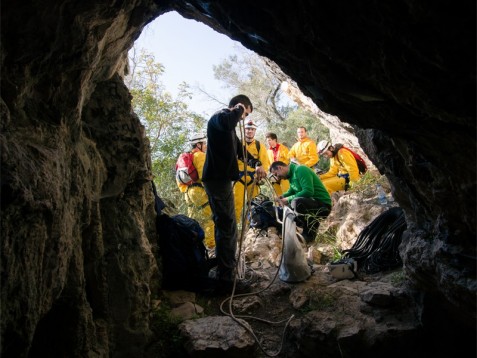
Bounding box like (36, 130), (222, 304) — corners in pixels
(179, 316), (256, 357)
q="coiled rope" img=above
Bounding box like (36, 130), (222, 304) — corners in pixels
(342, 207), (406, 274)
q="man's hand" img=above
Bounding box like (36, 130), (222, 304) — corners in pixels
(255, 166), (266, 180)
(234, 103), (247, 119)
(275, 195), (288, 207)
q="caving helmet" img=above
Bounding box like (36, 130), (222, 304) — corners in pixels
(244, 120), (257, 129)
(189, 133), (207, 145)
(317, 140), (330, 155)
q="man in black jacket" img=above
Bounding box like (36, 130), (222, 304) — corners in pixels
(203, 94), (265, 293)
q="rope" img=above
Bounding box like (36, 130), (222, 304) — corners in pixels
(342, 207), (406, 274)
(219, 147), (293, 356)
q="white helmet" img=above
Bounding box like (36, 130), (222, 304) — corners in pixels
(244, 120), (257, 129)
(189, 133), (207, 145)
(318, 140), (330, 154)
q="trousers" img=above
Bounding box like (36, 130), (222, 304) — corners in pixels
(203, 180), (238, 282)
(290, 197), (331, 238)
(185, 185), (215, 249)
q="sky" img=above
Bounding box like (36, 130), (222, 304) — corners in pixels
(132, 11), (250, 117)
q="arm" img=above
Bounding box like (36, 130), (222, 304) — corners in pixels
(303, 140), (319, 167)
(286, 167), (315, 201)
(280, 145), (290, 164)
(282, 186), (295, 198)
(339, 149), (360, 182)
(267, 149), (274, 167)
(259, 144), (271, 173)
(288, 144), (296, 161)
(320, 157), (339, 180)
(236, 137), (262, 168)
(194, 151), (206, 181)
(212, 106), (244, 131)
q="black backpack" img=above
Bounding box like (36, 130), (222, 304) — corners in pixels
(249, 195), (282, 230)
(152, 183), (216, 292)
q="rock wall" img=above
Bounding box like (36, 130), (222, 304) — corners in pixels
(1, 0), (475, 356)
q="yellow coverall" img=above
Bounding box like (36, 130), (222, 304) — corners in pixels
(267, 143), (290, 196)
(319, 148), (360, 194)
(177, 149), (215, 249)
(234, 139), (270, 224)
(288, 137), (319, 168)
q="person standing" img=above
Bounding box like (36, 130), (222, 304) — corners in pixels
(288, 127), (319, 168)
(202, 94), (266, 293)
(265, 132), (290, 196)
(317, 140), (361, 194)
(176, 133), (215, 249)
(234, 119), (270, 223)
(269, 161), (331, 243)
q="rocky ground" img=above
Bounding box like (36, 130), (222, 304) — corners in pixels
(149, 175), (419, 357)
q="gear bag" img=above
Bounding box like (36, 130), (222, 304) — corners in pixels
(175, 152), (199, 185)
(334, 144), (368, 175)
(249, 195), (282, 230)
(279, 206), (312, 283)
(152, 182), (216, 292)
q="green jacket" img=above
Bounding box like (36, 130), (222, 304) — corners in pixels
(283, 163), (331, 206)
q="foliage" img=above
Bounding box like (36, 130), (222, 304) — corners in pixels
(309, 219), (342, 261)
(212, 49), (330, 171)
(314, 224), (338, 246)
(266, 107), (327, 149)
(212, 50), (296, 127)
(267, 107), (331, 171)
(390, 270), (406, 286)
(148, 303), (187, 357)
(300, 291), (338, 313)
(348, 170), (388, 196)
(125, 47), (206, 209)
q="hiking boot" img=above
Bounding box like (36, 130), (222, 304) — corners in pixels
(214, 279), (251, 295)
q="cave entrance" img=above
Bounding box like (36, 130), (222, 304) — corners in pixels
(129, 11), (248, 116)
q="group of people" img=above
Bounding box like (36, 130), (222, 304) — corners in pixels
(175, 94), (363, 293)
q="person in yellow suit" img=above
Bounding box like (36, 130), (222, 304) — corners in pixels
(288, 127), (319, 168)
(317, 140), (361, 194)
(265, 132), (290, 196)
(234, 120), (270, 224)
(176, 133), (215, 249)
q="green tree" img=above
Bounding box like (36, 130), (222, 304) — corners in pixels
(125, 47), (205, 208)
(211, 49), (330, 169)
(267, 108), (330, 171)
(212, 49), (296, 128)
